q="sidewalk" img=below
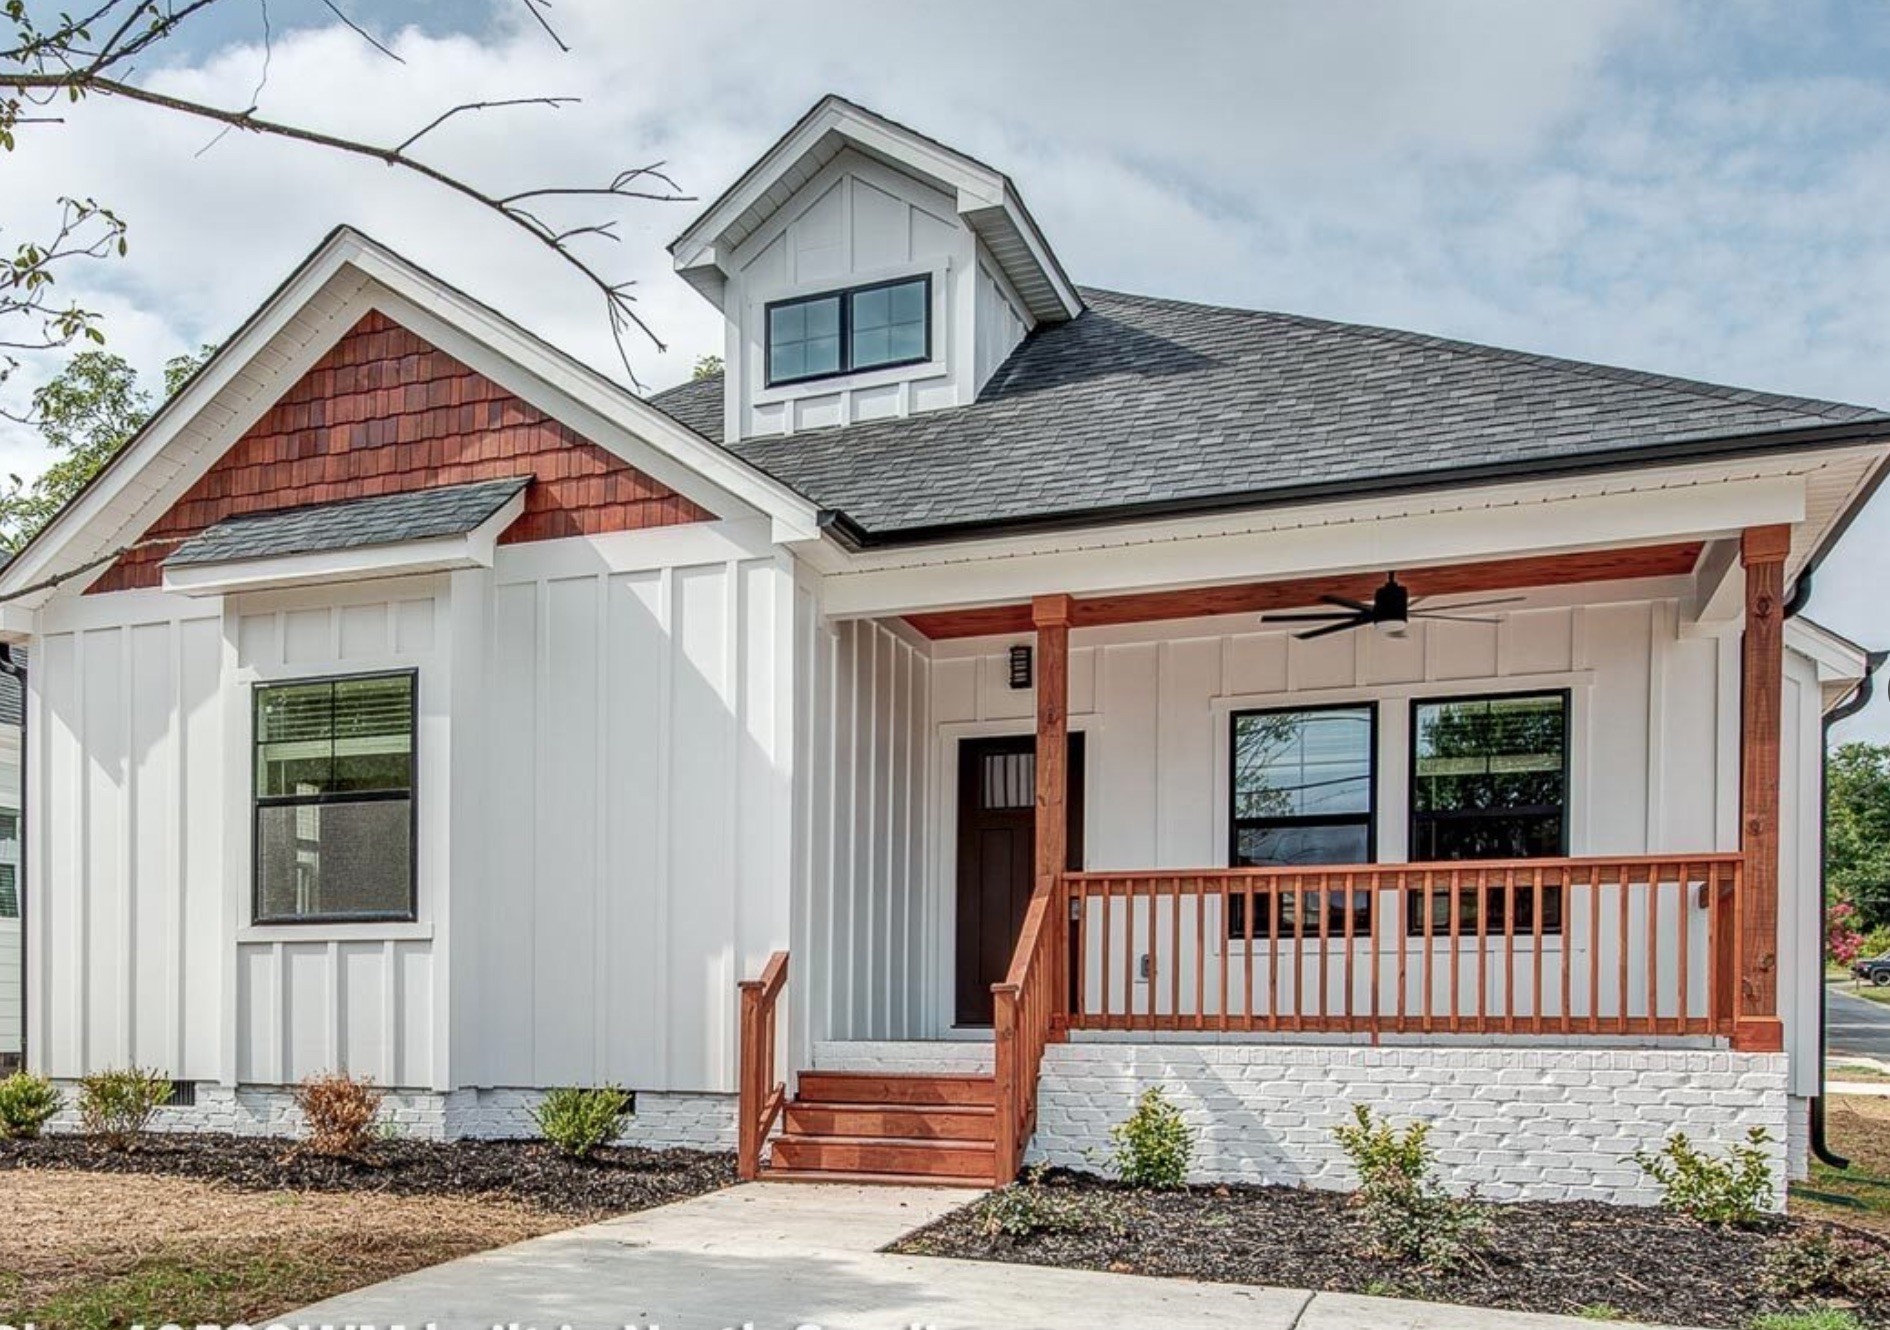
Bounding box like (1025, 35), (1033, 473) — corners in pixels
(285, 1181), (1705, 1330)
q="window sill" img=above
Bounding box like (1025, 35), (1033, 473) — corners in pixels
(236, 921), (432, 944)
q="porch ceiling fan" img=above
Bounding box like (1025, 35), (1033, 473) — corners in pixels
(1262, 572), (1524, 640)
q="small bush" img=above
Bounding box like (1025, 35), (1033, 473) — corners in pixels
(979, 1167), (1093, 1239)
(535, 1085), (633, 1159)
(77, 1067), (172, 1150)
(1631, 1126), (1775, 1227)
(1108, 1087), (1194, 1189)
(0, 1071), (62, 1139)
(293, 1071), (385, 1158)
(1333, 1103), (1491, 1273)
(1764, 1227), (1890, 1302)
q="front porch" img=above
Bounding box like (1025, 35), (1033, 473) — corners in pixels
(741, 522), (1804, 1187)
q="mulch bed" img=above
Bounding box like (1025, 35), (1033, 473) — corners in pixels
(890, 1169), (1890, 1328)
(0, 1132), (735, 1218)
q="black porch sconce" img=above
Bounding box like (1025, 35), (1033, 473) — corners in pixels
(1008, 643), (1033, 690)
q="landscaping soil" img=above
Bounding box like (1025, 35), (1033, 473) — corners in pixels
(0, 1132), (734, 1218)
(890, 1170), (1890, 1329)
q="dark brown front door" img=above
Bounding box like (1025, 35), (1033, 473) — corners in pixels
(954, 733), (1085, 1027)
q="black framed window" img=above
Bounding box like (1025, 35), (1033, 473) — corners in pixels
(1228, 704), (1376, 937)
(765, 275), (931, 386)
(1407, 691), (1569, 935)
(254, 673), (416, 924)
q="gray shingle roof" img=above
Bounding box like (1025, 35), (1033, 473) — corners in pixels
(166, 477), (530, 567)
(648, 288), (1889, 541)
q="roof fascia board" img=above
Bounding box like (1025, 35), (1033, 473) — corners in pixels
(817, 469), (1805, 621)
(1787, 616), (1869, 684)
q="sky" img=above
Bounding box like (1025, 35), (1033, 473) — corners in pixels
(6, 0), (1890, 734)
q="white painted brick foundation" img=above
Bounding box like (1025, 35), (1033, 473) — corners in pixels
(46, 1083), (735, 1151)
(1029, 1043), (1790, 1208)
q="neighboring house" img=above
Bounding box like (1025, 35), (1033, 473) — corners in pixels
(3, 96), (1886, 1202)
(0, 654), (19, 1073)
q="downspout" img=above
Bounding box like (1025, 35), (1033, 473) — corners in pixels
(0, 644), (25, 1073)
(1812, 645), (1885, 1168)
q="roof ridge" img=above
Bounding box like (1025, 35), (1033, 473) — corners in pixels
(1076, 286), (1886, 424)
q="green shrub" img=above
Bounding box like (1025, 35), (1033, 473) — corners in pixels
(1631, 1126), (1775, 1227)
(1750, 1310), (1868, 1330)
(1108, 1087), (1194, 1189)
(77, 1067), (172, 1150)
(1333, 1103), (1492, 1273)
(979, 1167), (1093, 1239)
(534, 1085), (633, 1159)
(0, 1071), (62, 1139)
(1764, 1227), (1890, 1302)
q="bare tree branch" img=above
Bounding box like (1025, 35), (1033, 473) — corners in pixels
(1, 0), (696, 388)
(318, 0), (405, 63)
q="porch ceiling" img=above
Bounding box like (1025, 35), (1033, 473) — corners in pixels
(901, 540), (1703, 639)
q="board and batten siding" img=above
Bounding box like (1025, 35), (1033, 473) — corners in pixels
(454, 521), (795, 1095)
(793, 609), (929, 1050)
(28, 521), (796, 1098)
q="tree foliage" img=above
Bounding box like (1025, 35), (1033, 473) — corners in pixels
(0, 343), (212, 551)
(1830, 741), (1890, 930)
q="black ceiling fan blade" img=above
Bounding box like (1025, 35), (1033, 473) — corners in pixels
(1412, 612), (1502, 625)
(1262, 611), (1359, 623)
(1296, 617), (1369, 640)
(1319, 594), (1373, 613)
(1410, 594), (1526, 612)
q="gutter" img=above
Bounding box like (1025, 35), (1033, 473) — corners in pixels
(0, 644), (25, 1073)
(1810, 643), (1887, 1169)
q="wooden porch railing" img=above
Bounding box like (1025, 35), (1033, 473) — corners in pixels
(992, 882), (1062, 1184)
(736, 950), (789, 1182)
(1059, 855), (1742, 1036)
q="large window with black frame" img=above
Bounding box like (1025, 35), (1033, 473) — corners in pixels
(253, 672), (417, 924)
(1227, 703), (1376, 937)
(1407, 690), (1570, 935)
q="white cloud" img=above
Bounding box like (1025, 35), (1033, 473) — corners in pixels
(4, 0), (1890, 732)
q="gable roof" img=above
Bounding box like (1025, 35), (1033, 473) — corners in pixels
(669, 95), (1081, 324)
(166, 476), (531, 567)
(649, 286), (1890, 545)
(0, 228), (822, 609)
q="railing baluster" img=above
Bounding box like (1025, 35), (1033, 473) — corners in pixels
(1396, 872), (1409, 1031)
(1677, 864), (1691, 1033)
(1219, 875), (1232, 1033)
(1532, 866), (1545, 1034)
(1170, 874), (1182, 1027)
(1269, 879), (1282, 1032)
(1587, 864), (1602, 1033)
(1145, 874), (1158, 1031)
(1477, 868), (1489, 1032)
(1342, 871), (1356, 1030)
(1617, 864), (1631, 1034)
(1292, 875), (1307, 1030)
(1421, 868), (1435, 1033)
(1244, 882), (1256, 1030)
(1447, 868), (1461, 1031)
(1646, 861), (1661, 1032)
(1195, 875), (1207, 1031)
(1317, 870), (1331, 1027)
(1559, 867), (1573, 1035)
(1502, 867), (1517, 1032)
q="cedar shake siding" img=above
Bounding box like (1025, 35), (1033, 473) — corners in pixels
(92, 310), (712, 592)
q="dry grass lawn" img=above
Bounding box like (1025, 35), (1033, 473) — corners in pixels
(2, 1169), (570, 1329)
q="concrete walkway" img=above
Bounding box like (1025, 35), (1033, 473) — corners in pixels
(286, 1182), (1701, 1330)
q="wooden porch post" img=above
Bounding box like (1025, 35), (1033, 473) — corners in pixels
(1735, 524), (1789, 1053)
(1034, 594), (1072, 1027)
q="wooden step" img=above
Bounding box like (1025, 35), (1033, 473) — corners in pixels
(795, 1071), (994, 1107)
(784, 1101), (995, 1141)
(769, 1133), (995, 1180)
(757, 1166), (990, 1189)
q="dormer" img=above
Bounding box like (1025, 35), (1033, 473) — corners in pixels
(670, 96), (1083, 443)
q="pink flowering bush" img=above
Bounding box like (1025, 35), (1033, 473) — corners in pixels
(1829, 900), (1866, 969)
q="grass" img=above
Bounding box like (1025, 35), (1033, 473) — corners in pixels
(1573, 1303), (1623, 1320)
(1830, 1063), (1890, 1084)
(1792, 1093), (1890, 1234)
(3, 1168), (569, 1329)
(1749, 1310), (1867, 1330)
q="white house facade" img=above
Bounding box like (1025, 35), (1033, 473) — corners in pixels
(6, 97), (1887, 1203)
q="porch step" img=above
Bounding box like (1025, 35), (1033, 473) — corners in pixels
(768, 1132), (995, 1181)
(757, 1167), (990, 1189)
(764, 1069), (1001, 1186)
(783, 1101), (995, 1141)
(794, 1071), (995, 1107)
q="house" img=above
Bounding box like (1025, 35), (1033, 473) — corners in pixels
(4, 95), (1886, 1203)
(0, 655), (20, 1074)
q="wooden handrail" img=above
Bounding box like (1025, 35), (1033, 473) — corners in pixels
(737, 950), (789, 1181)
(992, 877), (1063, 1186)
(1062, 855), (1741, 1038)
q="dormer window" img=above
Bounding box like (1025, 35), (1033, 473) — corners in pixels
(766, 275), (931, 386)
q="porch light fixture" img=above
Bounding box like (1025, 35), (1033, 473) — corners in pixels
(1009, 643), (1033, 690)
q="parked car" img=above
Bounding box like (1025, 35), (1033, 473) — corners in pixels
(1854, 955), (1890, 986)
